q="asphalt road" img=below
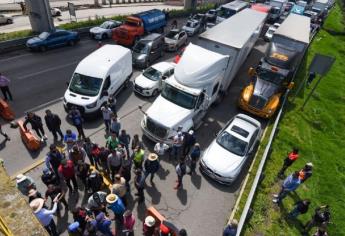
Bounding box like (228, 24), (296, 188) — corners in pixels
(0, 22), (269, 235)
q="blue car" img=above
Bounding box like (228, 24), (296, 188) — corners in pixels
(26, 29), (80, 51)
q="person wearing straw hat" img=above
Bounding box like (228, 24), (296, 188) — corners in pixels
(223, 219), (238, 236)
(106, 193), (126, 231)
(16, 174), (36, 195)
(30, 195), (60, 236)
(143, 215), (158, 236)
(112, 174), (127, 206)
(143, 153), (160, 183)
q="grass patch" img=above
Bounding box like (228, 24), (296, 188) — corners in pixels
(237, 3), (345, 236)
(0, 4), (215, 42)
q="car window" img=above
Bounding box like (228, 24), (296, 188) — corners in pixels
(216, 131), (248, 156)
(248, 129), (258, 150)
(103, 76), (110, 91)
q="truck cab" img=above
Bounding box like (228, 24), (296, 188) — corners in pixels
(268, 0), (287, 22)
(239, 60), (292, 118)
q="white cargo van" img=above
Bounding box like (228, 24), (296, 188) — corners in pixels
(63, 44), (132, 115)
(216, 0), (249, 24)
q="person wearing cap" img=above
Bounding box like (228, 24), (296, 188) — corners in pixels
(273, 171), (301, 204)
(30, 196), (60, 236)
(278, 147), (300, 177)
(28, 188), (43, 203)
(134, 169), (145, 203)
(16, 174), (36, 195)
(189, 143), (201, 174)
(95, 212), (114, 236)
(110, 115), (121, 137)
(101, 105), (113, 133)
(87, 169), (103, 193)
(58, 159), (78, 193)
(68, 221), (81, 236)
(182, 130), (196, 156)
(64, 129), (77, 152)
(23, 112), (47, 142)
(112, 174), (127, 206)
(68, 106), (86, 140)
(88, 191), (108, 216)
(106, 193), (126, 230)
(108, 148), (122, 182)
(41, 167), (59, 187)
(174, 158), (187, 190)
(143, 153), (160, 182)
(45, 144), (64, 177)
(44, 109), (64, 141)
(172, 131), (184, 160)
(223, 219), (238, 236)
(132, 146), (145, 170)
(123, 210), (135, 236)
(143, 215), (158, 236)
(154, 141), (169, 158)
(299, 162), (313, 183)
(45, 184), (68, 213)
(69, 145), (86, 165)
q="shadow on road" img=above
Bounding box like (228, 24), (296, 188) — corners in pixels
(176, 188), (187, 205)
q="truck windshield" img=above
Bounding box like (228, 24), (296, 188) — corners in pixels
(69, 73), (103, 97)
(270, 7), (280, 14)
(143, 67), (162, 81)
(217, 7), (236, 18)
(133, 42), (149, 54)
(257, 68), (285, 86)
(125, 20), (139, 27)
(216, 131), (248, 156)
(161, 83), (198, 110)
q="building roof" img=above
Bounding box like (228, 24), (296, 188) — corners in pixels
(274, 13), (310, 44)
(199, 8), (267, 49)
(75, 44), (130, 78)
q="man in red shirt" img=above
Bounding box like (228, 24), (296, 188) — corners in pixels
(278, 147), (299, 178)
(58, 159), (78, 193)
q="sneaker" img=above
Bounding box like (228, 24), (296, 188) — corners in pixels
(43, 135), (48, 140)
(273, 194), (278, 198)
(40, 138), (45, 142)
(272, 198), (279, 203)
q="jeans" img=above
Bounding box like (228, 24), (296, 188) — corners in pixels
(75, 124), (86, 140)
(51, 128), (64, 140)
(44, 219), (58, 236)
(288, 206), (301, 218)
(172, 145), (181, 159)
(1, 86), (13, 101)
(33, 126), (45, 138)
(65, 176), (78, 192)
(276, 188), (289, 203)
(176, 175), (183, 188)
(104, 119), (111, 133)
(109, 165), (121, 181)
(144, 171), (156, 182)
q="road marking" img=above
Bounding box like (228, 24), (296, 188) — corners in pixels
(0, 53), (33, 63)
(18, 61), (78, 80)
(10, 158), (45, 180)
(24, 97), (63, 114)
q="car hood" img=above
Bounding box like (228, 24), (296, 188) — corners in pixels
(90, 27), (107, 34)
(146, 95), (193, 129)
(202, 141), (243, 177)
(253, 77), (279, 99)
(64, 89), (99, 106)
(27, 37), (43, 44)
(135, 74), (158, 89)
(182, 26), (195, 32)
(164, 37), (177, 44)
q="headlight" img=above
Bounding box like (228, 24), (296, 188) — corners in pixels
(86, 101), (97, 109)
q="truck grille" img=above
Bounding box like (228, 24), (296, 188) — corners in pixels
(249, 95), (267, 110)
(146, 118), (167, 139)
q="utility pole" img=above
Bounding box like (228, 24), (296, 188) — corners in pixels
(25, 0), (54, 33)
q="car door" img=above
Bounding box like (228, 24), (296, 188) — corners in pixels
(46, 33), (59, 47)
(150, 42), (159, 61)
(0, 15), (4, 24)
(193, 92), (208, 128)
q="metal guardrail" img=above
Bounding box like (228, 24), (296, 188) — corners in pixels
(0, 26), (92, 53)
(236, 89), (291, 236)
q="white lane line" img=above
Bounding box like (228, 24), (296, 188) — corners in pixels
(0, 53), (33, 63)
(18, 60), (78, 80)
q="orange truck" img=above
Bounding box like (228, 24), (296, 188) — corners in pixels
(113, 9), (166, 46)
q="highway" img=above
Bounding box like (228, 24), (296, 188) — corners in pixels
(0, 23), (269, 235)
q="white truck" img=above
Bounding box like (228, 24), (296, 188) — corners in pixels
(140, 9), (267, 143)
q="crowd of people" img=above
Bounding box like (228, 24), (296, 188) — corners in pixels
(12, 97), (200, 236)
(272, 148), (331, 236)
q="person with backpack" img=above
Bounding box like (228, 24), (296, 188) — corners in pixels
(304, 205), (331, 233)
(44, 109), (64, 141)
(174, 158), (187, 189)
(88, 191), (108, 216)
(68, 106), (86, 140)
(45, 144), (63, 177)
(87, 170), (103, 194)
(278, 147), (299, 177)
(23, 112), (47, 142)
(41, 167), (59, 187)
(143, 153), (160, 183)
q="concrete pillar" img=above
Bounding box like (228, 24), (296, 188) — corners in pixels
(25, 0), (54, 33)
(184, 0), (197, 10)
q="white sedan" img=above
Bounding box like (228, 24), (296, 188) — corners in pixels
(0, 14), (13, 24)
(264, 23), (281, 41)
(134, 62), (175, 97)
(89, 20), (122, 40)
(182, 19), (202, 36)
(200, 113), (262, 185)
(164, 29), (188, 51)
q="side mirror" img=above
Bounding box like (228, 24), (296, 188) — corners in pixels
(102, 91), (108, 97)
(287, 82), (295, 90)
(248, 67), (256, 77)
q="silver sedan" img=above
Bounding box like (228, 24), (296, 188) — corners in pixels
(164, 29), (188, 51)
